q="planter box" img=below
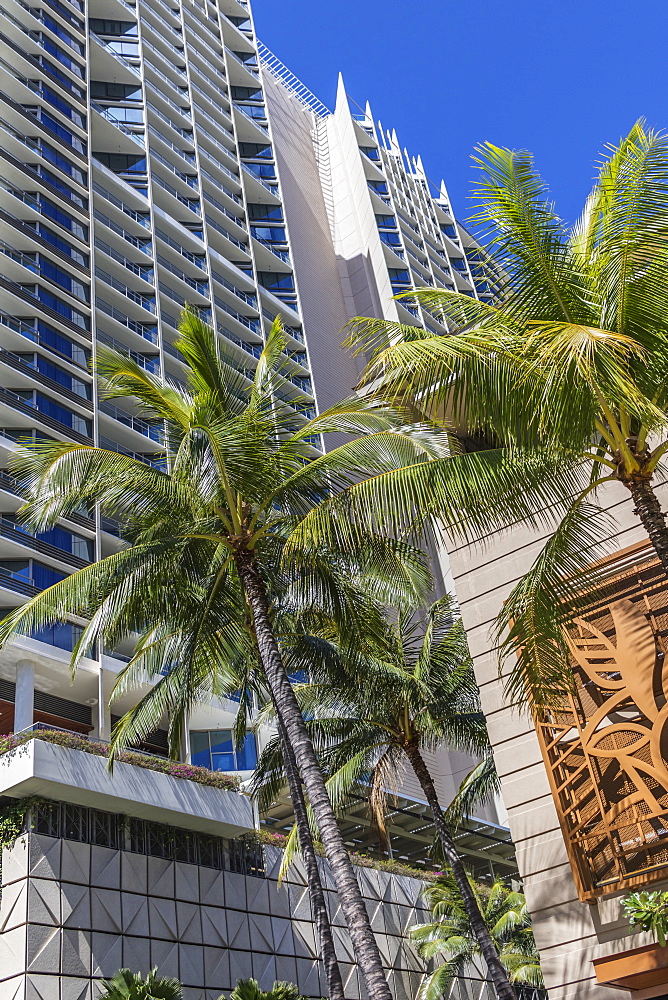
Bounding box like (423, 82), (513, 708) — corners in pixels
(593, 942), (668, 990)
(0, 739), (256, 836)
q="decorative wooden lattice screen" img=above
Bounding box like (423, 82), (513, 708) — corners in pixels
(535, 546), (668, 900)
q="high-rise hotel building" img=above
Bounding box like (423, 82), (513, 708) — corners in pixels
(0, 1), (515, 995)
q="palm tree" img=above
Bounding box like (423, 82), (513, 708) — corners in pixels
(98, 968), (183, 1000)
(347, 122), (668, 703)
(217, 978), (314, 1000)
(252, 596), (517, 1000)
(0, 311), (452, 1000)
(411, 875), (543, 1000)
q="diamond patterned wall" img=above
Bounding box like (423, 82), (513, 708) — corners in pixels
(1, 837), (430, 1000)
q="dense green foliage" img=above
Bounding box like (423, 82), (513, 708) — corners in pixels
(622, 890), (668, 946)
(349, 122), (668, 706)
(411, 876), (543, 999)
(98, 968), (183, 999)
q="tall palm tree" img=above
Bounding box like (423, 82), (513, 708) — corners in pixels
(253, 597), (518, 1000)
(0, 311), (453, 1000)
(347, 122), (668, 703)
(411, 875), (543, 1000)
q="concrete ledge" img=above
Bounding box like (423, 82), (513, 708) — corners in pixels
(0, 740), (256, 837)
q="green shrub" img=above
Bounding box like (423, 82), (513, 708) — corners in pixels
(98, 968), (183, 999)
(622, 891), (668, 946)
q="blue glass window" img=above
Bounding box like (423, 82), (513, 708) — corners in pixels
(38, 57), (84, 97)
(251, 226), (286, 244)
(190, 730), (258, 771)
(257, 272), (295, 292)
(231, 86), (263, 101)
(40, 35), (85, 77)
(368, 180), (389, 194)
(34, 286), (89, 329)
(38, 199), (88, 241)
(14, 390), (91, 435)
(39, 525), (92, 559)
(239, 142), (273, 159)
(39, 140), (87, 185)
(243, 162), (276, 180)
(360, 146), (380, 161)
(36, 321), (89, 368)
(441, 224), (457, 238)
(38, 110), (86, 155)
(44, 0), (84, 27)
(248, 203), (283, 223)
(105, 39), (140, 56)
(33, 562), (67, 590)
(36, 224), (88, 266)
(41, 85), (86, 128)
(379, 231), (401, 247)
(39, 256), (89, 302)
(42, 14), (85, 54)
(15, 352), (91, 397)
(31, 621), (84, 651)
(0, 560), (70, 590)
(37, 166), (88, 209)
(388, 268), (410, 283)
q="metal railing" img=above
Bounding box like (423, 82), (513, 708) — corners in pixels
(92, 182), (151, 227)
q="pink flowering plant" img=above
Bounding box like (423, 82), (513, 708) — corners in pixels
(0, 729), (241, 792)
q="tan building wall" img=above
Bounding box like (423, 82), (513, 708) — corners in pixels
(448, 478), (668, 999)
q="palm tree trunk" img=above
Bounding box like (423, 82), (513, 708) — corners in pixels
(275, 716), (346, 1000)
(403, 741), (516, 1000)
(236, 551), (392, 1000)
(625, 475), (668, 576)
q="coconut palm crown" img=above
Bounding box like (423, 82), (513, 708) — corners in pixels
(347, 122), (668, 705)
(0, 310), (475, 1000)
(411, 875), (543, 1000)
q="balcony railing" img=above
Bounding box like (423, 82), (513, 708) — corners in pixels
(99, 436), (165, 468)
(96, 298), (158, 343)
(92, 181), (150, 227)
(100, 400), (164, 443)
(97, 331), (159, 372)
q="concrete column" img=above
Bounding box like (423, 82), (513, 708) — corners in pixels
(97, 667), (113, 741)
(181, 713), (191, 763)
(14, 660), (35, 732)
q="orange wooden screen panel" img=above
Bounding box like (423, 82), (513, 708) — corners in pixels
(534, 546), (668, 900)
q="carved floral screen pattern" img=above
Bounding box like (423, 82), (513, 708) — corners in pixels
(534, 551), (668, 900)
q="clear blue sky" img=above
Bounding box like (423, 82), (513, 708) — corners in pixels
(252, 0), (668, 227)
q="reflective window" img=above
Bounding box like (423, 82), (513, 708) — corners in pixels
(39, 140), (87, 185)
(239, 142), (273, 159)
(190, 730), (258, 771)
(14, 352), (91, 398)
(36, 321), (89, 367)
(91, 81), (142, 101)
(38, 256), (89, 301)
(39, 34), (85, 77)
(247, 203), (283, 223)
(34, 286), (89, 329)
(42, 14), (84, 54)
(40, 85), (85, 128)
(89, 18), (138, 35)
(35, 224), (88, 266)
(37, 166), (88, 209)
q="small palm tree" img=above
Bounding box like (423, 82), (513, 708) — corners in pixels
(411, 876), (543, 1000)
(98, 968), (182, 999)
(0, 311), (451, 1000)
(218, 979), (313, 1000)
(347, 122), (668, 704)
(253, 596), (516, 1000)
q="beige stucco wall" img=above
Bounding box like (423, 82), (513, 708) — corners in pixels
(448, 477), (668, 999)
